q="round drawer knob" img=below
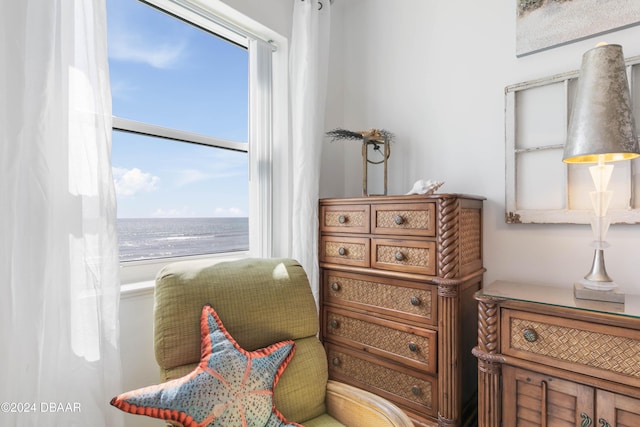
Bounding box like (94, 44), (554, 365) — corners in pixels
(408, 342), (418, 352)
(411, 386), (421, 396)
(523, 328), (538, 343)
(338, 247), (347, 256)
(330, 320), (339, 329)
(338, 215), (347, 224)
(331, 282), (341, 292)
(410, 296), (421, 306)
(395, 251), (405, 261)
(394, 215), (404, 225)
(331, 357), (341, 366)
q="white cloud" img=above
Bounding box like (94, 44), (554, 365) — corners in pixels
(109, 31), (187, 69)
(113, 167), (160, 196)
(214, 207), (245, 217)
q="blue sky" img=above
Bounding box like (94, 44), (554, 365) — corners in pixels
(107, 0), (249, 218)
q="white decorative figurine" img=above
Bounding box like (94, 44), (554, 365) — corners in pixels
(405, 179), (444, 195)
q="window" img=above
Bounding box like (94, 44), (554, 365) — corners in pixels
(108, 0), (280, 283)
(505, 54), (640, 224)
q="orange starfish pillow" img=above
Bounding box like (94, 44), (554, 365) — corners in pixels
(111, 305), (301, 427)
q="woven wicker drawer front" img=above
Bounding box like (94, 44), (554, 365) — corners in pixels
(320, 236), (370, 268)
(324, 309), (436, 373)
(504, 309), (640, 384)
(327, 345), (436, 415)
(324, 271), (435, 325)
(460, 208), (482, 266)
(371, 238), (436, 275)
(371, 203), (436, 237)
(321, 204), (370, 234)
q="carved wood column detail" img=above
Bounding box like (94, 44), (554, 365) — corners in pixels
(437, 197), (460, 279)
(438, 279), (460, 426)
(473, 295), (504, 427)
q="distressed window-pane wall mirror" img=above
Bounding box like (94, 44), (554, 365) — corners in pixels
(505, 54), (640, 224)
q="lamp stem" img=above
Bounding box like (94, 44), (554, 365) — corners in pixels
(584, 248), (613, 283)
(582, 155), (616, 290)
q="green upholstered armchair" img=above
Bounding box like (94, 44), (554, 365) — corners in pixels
(154, 257), (414, 427)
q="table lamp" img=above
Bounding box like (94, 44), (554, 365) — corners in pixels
(563, 43), (640, 303)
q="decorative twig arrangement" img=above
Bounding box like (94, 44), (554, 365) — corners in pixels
(327, 128), (393, 147)
(325, 128), (394, 164)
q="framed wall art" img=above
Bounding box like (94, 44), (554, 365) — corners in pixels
(516, 0), (640, 57)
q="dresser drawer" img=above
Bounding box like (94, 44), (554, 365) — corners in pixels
(323, 270), (436, 326)
(371, 203), (436, 237)
(323, 307), (437, 373)
(371, 238), (436, 275)
(320, 236), (370, 267)
(502, 308), (640, 387)
(326, 344), (437, 416)
(320, 204), (370, 234)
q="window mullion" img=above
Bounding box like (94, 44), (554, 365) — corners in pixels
(248, 38), (273, 257)
(113, 116), (247, 152)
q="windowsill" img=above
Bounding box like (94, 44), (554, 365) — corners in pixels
(121, 280), (156, 299)
(119, 251), (251, 299)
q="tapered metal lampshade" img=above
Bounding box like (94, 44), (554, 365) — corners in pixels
(563, 44), (640, 164)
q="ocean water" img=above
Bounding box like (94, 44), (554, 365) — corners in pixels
(118, 217), (249, 262)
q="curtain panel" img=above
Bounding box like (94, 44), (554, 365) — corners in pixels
(290, 0), (332, 302)
(0, 1), (123, 425)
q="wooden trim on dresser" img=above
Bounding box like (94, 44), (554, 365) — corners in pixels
(319, 194), (485, 205)
(436, 196), (460, 280)
(437, 279), (460, 426)
(472, 294), (504, 427)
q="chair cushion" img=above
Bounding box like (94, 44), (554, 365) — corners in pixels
(154, 258), (328, 423)
(111, 304), (302, 427)
(155, 258), (318, 369)
(273, 336), (327, 422)
(302, 414), (347, 427)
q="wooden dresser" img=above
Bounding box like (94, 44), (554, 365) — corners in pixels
(318, 194), (484, 427)
(474, 281), (640, 427)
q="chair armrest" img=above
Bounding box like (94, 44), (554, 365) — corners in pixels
(325, 380), (414, 427)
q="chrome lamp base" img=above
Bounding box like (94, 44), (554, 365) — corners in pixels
(573, 249), (625, 303)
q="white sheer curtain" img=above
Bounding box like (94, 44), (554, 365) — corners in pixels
(0, 1), (123, 426)
(290, 0), (332, 301)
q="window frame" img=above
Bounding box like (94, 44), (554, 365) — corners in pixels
(115, 0), (289, 285)
(505, 54), (640, 224)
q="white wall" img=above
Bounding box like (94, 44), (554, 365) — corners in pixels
(321, 0), (640, 292)
(119, 290), (158, 427)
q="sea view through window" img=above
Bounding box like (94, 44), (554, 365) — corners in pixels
(117, 217), (248, 262)
(108, 0), (250, 262)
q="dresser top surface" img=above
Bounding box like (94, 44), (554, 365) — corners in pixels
(479, 280), (640, 319)
(320, 193), (486, 204)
